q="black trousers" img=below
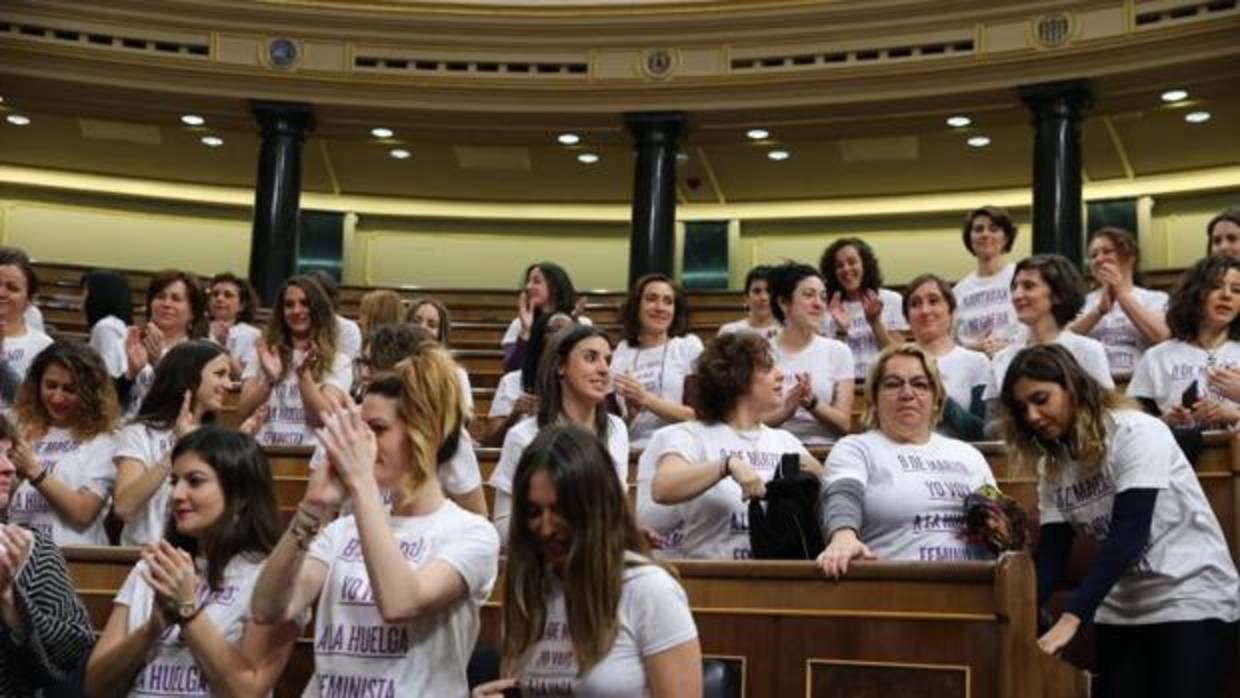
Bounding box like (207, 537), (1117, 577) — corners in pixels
(1094, 619), (1238, 698)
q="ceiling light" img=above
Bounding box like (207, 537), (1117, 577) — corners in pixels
(676, 152), (689, 162)
(389, 148), (412, 159)
(747, 128), (770, 140)
(967, 135), (991, 147)
(946, 115), (972, 128)
(5, 114), (31, 126)
(200, 135), (223, 147)
(180, 114), (205, 127)
(1184, 111), (1211, 124)
(576, 152), (600, 164)
(0, 96), (6, 104)
(767, 149), (790, 161)
(1160, 89), (1188, 103)
(557, 133), (580, 145)
(370, 127), (394, 139)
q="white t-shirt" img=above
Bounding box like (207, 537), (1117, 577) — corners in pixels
(336, 315), (362, 360)
(611, 335), (704, 449)
(488, 370), (524, 419)
(115, 423), (176, 546)
(455, 365), (475, 417)
(125, 365), (156, 419)
(1080, 287), (1169, 379)
(1, 327), (53, 408)
(243, 349), (352, 447)
(717, 318), (781, 342)
(500, 315), (594, 347)
(513, 560), (698, 698)
(1038, 410), (1240, 625)
(309, 428), (483, 505)
(1127, 339), (1240, 423)
(952, 263), (1026, 350)
(305, 503), (500, 698)
(6, 428), (116, 545)
(985, 331), (1114, 400)
(819, 288), (908, 381)
(933, 345), (992, 412)
(490, 415), (629, 496)
(220, 323), (262, 374)
(116, 555), (267, 697)
(90, 315), (128, 379)
(824, 430), (996, 562)
(770, 336), (854, 445)
(637, 421), (808, 560)
(24, 305), (44, 333)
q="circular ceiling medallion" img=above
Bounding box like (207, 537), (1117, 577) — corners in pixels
(641, 48), (678, 79)
(1032, 13), (1075, 48)
(265, 37), (302, 70)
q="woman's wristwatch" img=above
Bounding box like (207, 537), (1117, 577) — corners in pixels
(174, 599), (202, 626)
(802, 395), (819, 412)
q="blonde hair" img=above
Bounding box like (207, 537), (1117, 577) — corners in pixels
(358, 290), (405, 334)
(368, 341), (464, 498)
(862, 343), (946, 431)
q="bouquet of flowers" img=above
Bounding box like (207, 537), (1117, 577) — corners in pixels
(959, 484), (1029, 554)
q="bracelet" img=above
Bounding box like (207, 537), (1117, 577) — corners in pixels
(720, 456), (732, 481)
(289, 503), (325, 551)
(802, 395), (819, 412)
(29, 467), (49, 487)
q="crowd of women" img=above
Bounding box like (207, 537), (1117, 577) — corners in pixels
(0, 205), (1237, 697)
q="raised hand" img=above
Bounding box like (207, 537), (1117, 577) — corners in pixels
(614, 373), (648, 413)
(514, 391), (539, 417)
(142, 324), (165, 364)
(256, 342), (283, 383)
(174, 390), (197, 439)
(141, 540), (198, 622)
(210, 319), (231, 347)
(295, 344), (321, 379)
(860, 289), (884, 322)
(782, 374), (811, 415)
(1207, 366), (1240, 403)
(1096, 283), (1114, 315)
(828, 292), (850, 334)
(517, 289), (535, 332)
(573, 295), (588, 318)
(0, 525), (35, 596)
(239, 403), (268, 436)
(9, 437), (40, 481)
(315, 403), (378, 492)
(125, 326), (150, 377)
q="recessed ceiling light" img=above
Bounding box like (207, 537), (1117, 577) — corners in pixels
(676, 152), (689, 162)
(747, 128), (770, 140)
(967, 135), (991, 148)
(5, 114), (31, 126)
(389, 148), (412, 159)
(0, 96), (6, 104)
(370, 127), (394, 139)
(1184, 111), (1211, 124)
(767, 149), (790, 161)
(577, 152), (600, 164)
(181, 114), (205, 127)
(946, 115), (972, 128)
(200, 135), (223, 147)
(1160, 89), (1188, 103)
(557, 133), (580, 145)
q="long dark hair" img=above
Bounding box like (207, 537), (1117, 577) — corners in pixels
(503, 425), (650, 674)
(535, 324), (612, 440)
(134, 341), (225, 430)
(166, 426), (280, 591)
(263, 275), (339, 382)
(520, 312), (574, 394)
(522, 262), (577, 315)
(82, 270), (134, 327)
(1166, 255), (1240, 342)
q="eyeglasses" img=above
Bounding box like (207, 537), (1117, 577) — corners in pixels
(878, 376), (934, 393)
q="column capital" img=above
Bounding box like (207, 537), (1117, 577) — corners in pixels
(624, 111), (686, 149)
(251, 101), (315, 140)
(1019, 80), (1093, 118)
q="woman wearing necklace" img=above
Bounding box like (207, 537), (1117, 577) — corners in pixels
(637, 332), (822, 560)
(819, 237), (908, 381)
(1128, 255), (1240, 429)
(904, 274), (991, 441)
(762, 262), (854, 445)
(611, 274), (702, 449)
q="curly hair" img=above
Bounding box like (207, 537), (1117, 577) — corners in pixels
(999, 344), (1135, 478)
(961, 205), (1018, 255)
(819, 237), (884, 297)
(14, 341), (120, 441)
(262, 275), (340, 383)
(766, 261), (822, 325)
(693, 332), (773, 424)
(1166, 255), (1240, 342)
(619, 273), (689, 345)
(1012, 254), (1086, 328)
(209, 272), (257, 324)
(146, 269), (208, 339)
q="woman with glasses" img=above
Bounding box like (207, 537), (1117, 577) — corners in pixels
(817, 344), (997, 579)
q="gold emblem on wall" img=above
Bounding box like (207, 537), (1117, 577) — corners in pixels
(261, 37), (303, 71)
(1030, 13), (1076, 49)
(641, 48), (679, 80)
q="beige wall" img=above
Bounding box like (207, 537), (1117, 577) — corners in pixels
(1, 184), (1235, 292)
